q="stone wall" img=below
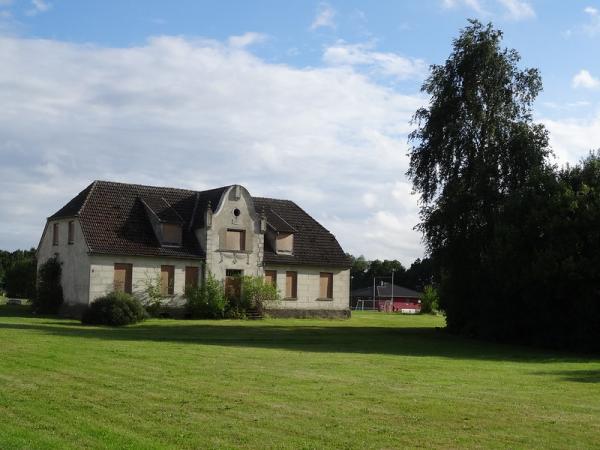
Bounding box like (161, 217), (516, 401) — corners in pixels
(265, 265), (350, 311)
(88, 255), (202, 306)
(37, 218), (91, 305)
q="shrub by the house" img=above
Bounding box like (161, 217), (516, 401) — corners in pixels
(34, 256), (64, 313)
(185, 273), (227, 319)
(82, 291), (146, 326)
(240, 275), (280, 315)
(141, 273), (164, 317)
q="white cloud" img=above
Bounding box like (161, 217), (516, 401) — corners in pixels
(310, 3), (335, 30)
(498, 0), (535, 20)
(441, 0), (485, 14)
(572, 69), (600, 89)
(442, 0), (536, 20)
(228, 32), (267, 48)
(583, 5), (600, 36)
(26, 0), (50, 16)
(543, 114), (600, 164)
(0, 34), (427, 264)
(323, 41), (427, 80)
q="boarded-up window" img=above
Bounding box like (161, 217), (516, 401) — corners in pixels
(161, 265), (175, 296)
(319, 272), (333, 299)
(52, 223), (59, 246)
(264, 270), (277, 287)
(162, 224), (182, 245)
(225, 229), (245, 251)
(276, 233), (294, 253)
(185, 266), (199, 289)
(68, 221), (75, 244)
(225, 269), (243, 301)
(285, 271), (297, 298)
(114, 263), (133, 294)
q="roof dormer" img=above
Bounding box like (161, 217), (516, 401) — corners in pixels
(140, 195), (185, 247)
(262, 208), (296, 255)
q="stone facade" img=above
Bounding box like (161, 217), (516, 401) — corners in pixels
(37, 218), (91, 305)
(37, 184), (351, 316)
(200, 185), (265, 280)
(265, 265), (350, 312)
(88, 254), (202, 306)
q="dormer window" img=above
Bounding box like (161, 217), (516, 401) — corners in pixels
(225, 229), (246, 251)
(262, 208), (296, 254)
(140, 195), (185, 247)
(276, 232), (294, 254)
(162, 224), (182, 246)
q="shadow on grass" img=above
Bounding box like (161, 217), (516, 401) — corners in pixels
(0, 305), (596, 363)
(533, 370), (600, 383)
(0, 304), (35, 317)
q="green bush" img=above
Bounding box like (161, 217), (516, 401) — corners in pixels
(141, 273), (164, 317)
(420, 285), (439, 314)
(82, 291), (146, 326)
(240, 275), (280, 315)
(34, 256), (64, 314)
(185, 273), (227, 319)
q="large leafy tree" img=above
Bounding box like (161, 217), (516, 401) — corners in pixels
(408, 20), (551, 334)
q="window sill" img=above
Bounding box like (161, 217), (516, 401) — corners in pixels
(316, 298), (333, 301)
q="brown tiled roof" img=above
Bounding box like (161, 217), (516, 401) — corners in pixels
(48, 182), (95, 219)
(48, 181), (350, 267)
(253, 197), (351, 268)
(49, 181), (228, 260)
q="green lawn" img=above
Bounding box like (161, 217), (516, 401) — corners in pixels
(0, 307), (599, 449)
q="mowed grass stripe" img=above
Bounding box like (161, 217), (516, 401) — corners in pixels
(0, 307), (599, 449)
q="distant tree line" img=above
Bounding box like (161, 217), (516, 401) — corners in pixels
(408, 20), (600, 351)
(0, 248), (37, 299)
(348, 255), (435, 292)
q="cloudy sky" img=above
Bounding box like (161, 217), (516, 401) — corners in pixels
(1, 0), (599, 265)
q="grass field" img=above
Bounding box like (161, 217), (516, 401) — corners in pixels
(0, 307), (599, 449)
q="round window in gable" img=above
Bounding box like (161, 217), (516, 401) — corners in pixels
(233, 208), (241, 217)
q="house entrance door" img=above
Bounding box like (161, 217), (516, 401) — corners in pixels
(225, 269), (243, 301)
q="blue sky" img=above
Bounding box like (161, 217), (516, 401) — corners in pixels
(1, 0), (599, 264)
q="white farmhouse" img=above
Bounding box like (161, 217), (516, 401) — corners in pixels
(37, 181), (351, 317)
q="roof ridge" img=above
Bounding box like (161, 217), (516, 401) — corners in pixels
(93, 179), (232, 196)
